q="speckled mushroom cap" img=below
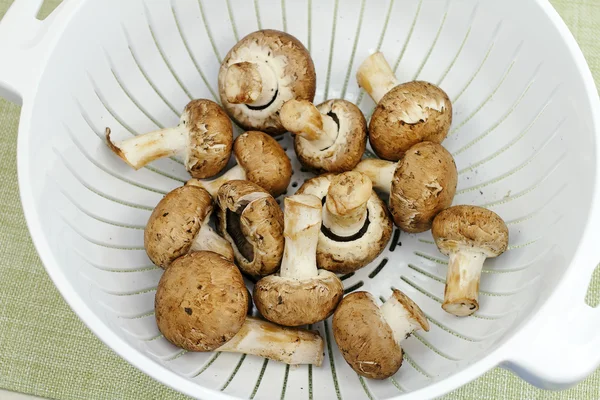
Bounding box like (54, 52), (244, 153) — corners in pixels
(144, 185), (213, 269)
(369, 81), (452, 161)
(253, 270), (344, 327)
(155, 251), (248, 351)
(218, 30), (316, 135)
(181, 99), (234, 178)
(432, 205), (509, 257)
(333, 291), (403, 379)
(390, 141), (457, 233)
(217, 180), (285, 277)
(234, 131), (292, 197)
(293, 99), (367, 173)
(297, 174), (393, 273)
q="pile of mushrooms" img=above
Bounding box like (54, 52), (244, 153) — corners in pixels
(102, 30), (512, 380)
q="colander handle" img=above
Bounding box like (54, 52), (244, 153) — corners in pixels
(503, 236), (600, 389)
(0, 0), (73, 104)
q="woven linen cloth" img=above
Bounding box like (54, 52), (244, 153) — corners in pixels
(0, 0), (599, 399)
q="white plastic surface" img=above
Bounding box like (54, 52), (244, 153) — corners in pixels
(2, 0), (600, 399)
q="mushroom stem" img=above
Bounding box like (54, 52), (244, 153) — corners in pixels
(186, 165), (247, 198)
(380, 293), (425, 344)
(106, 126), (187, 170)
(443, 250), (486, 317)
(322, 172), (372, 237)
(225, 62), (278, 107)
(354, 159), (396, 193)
(190, 211), (235, 262)
(279, 194), (322, 279)
(217, 317), (324, 366)
(356, 52), (399, 104)
(280, 100), (337, 150)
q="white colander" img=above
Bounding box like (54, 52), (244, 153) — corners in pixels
(2, 0), (600, 398)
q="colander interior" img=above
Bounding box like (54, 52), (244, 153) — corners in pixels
(25, 0), (597, 398)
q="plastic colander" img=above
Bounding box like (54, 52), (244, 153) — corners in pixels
(2, 0), (600, 399)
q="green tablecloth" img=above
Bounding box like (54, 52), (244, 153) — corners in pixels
(1, 0), (600, 399)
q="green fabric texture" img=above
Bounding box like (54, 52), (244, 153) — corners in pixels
(0, 0), (599, 399)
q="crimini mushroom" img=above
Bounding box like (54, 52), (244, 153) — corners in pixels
(155, 251), (324, 366)
(216, 180), (284, 277)
(432, 205), (509, 317)
(187, 130), (292, 198)
(333, 289), (429, 379)
(144, 185), (233, 269)
(356, 52), (452, 161)
(280, 99), (367, 172)
(253, 194), (344, 326)
(355, 141), (457, 233)
(218, 30), (316, 135)
(106, 99), (232, 178)
(297, 172), (392, 273)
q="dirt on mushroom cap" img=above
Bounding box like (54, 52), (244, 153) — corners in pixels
(294, 99), (367, 173)
(219, 30), (316, 135)
(432, 205), (509, 257)
(253, 271), (344, 326)
(144, 185), (213, 269)
(333, 291), (403, 379)
(370, 81), (452, 161)
(184, 99), (233, 179)
(390, 141), (457, 233)
(234, 131), (292, 197)
(155, 251), (248, 351)
(217, 180), (284, 276)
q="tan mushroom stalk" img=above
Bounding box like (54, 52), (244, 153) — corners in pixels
(219, 30), (316, 135)
(155, 251), (324, 366)
(187, 130), (292, 198)
(144, 185), (233, 269)
(280, 99), (367, 172)
(297, 172), (392, 273)
(432, 205), (509, 317)
(333, 289), (429, 379)
(106, 99), (232, 178)
(217, 180), (284, 277)
(355, 141), (457, 233)
(356, 52), (452, 161)
(253, 194), (344, 326)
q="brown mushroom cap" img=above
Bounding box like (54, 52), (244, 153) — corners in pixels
(182, 99), (234, 178)
(432, 205), (509, 257)
(253, 270), (344, 326)
(217, 180), (285, 276)
(369, 81), (452, 161)
(297, 174), (393, 273)
(219, 30), (316, 135)
(333, 291), (403, 379)
(234, 131), (292, 197)
(293, 99), (367, 173)
(155, 251), (248, 351)
(144, 185), (212, 269)
(390, 141), (457, 233)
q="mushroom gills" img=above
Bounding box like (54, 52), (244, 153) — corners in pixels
(226, 208), (255, 262)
